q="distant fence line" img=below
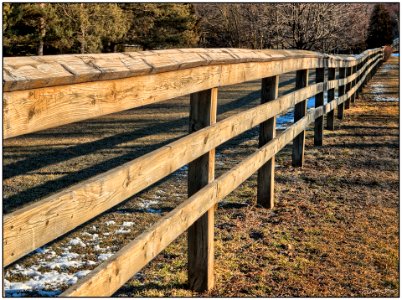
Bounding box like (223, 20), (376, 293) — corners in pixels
(3, 46), (385, 296)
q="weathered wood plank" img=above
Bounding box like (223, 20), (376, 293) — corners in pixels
(4, 83), (323, 266)
(4, 48), (382, 93)
(188, 88), (217, 292)
(4, 57), (326, 139)
(61, 105), (318, 297)
(257, 75), (279, 209)
(292, 69), (309, 167)
(314, 67), (325, 146)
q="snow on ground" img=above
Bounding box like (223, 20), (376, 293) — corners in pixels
(122, 221), (135, 227)
(4, 267), (91, 297)
(116, 228), (131, 234)
(137, 199), (163, 214)
(98, 253), (114, 261)
(68, 237), (86, 247)
(4, 219), (141, 297)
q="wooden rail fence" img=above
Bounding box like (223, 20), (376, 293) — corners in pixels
(3, 47), (384, 296)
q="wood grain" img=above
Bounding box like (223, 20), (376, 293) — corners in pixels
(187, 88), (217, 291)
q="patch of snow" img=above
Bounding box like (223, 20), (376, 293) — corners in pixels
(122, 222), (134, 227)
(69, 237), (86, 247)
(98, 253), (114, 261)
(42, 252), (84, 270)
(136, 199), (163, 214)
(372, 96), (399, 102)
(74, 270), (91, 279)
(105, 220), (116, 226)
(4, 269), (92, 297)
(103, 232), (111, 236)
(5, 281), (32, 291)
(115, 228), (131, 234)
(94, 245), (108, 252)
(139, 200), (159, 208)
(91, 226), (97, 231)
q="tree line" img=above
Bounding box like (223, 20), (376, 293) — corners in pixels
(3, 3), (399, 56)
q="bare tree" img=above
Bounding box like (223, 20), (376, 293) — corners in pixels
(196, 3), (375, 53)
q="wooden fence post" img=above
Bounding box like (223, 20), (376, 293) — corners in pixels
(344, 67), (352, 109)
(326, 67), (336, 130)
(351, 65), (357, 103)
(356, 63), (362, 98)
(314, 66), (325, 146)
(188, 88), (218, 292)
(257, 76), (279, 209)
(292, 69), (309, 167)
(337, 67), (346, 120)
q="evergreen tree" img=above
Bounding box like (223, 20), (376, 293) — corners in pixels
(3, 3), (129, 56)
(366, 4), (395, 48)
(122, 3), (199, 50)
(53, 3), (129, 54)
(3, 3), (61, 56)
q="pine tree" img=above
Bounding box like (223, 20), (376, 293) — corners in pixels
(366, 4), (395, 48)
(3, 3), (60, 56)
(53, 3), (129, 54)
(3, 3), (129, 56)
(122, 4), (200, 50)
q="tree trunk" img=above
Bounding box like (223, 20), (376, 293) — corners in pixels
(38, 3), (46, 56)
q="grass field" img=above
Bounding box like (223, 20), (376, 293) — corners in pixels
(3, 58), (399, 297)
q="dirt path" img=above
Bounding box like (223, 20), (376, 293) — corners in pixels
(4, 57), (399, 296)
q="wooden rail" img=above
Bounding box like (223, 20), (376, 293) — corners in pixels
(3, 47), (384, 296)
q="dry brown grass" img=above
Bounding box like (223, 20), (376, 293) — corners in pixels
(3, 58), (399, 297)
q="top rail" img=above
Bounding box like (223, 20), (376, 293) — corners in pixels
(3, 48), (381, 139)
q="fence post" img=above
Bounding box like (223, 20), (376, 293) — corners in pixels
(187, 88), (217, 292)
(257, 76), (279, 209)
(356, 62), (362, 98)
(351, 65), (357, 103)
(337, 67), (346, 120)
(292, 69), (309, 167)
(314, 65), (325, 146)
(344, 67), (352, 109)
(326, 67), (336, 130)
